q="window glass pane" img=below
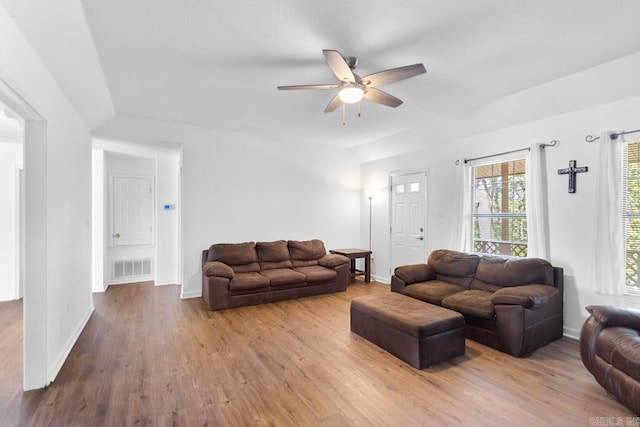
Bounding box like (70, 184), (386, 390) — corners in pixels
(396, 184), (405, 194)
(624, 141), (640, 289)
(472, 158), (527, 257)
(410, 182), (419, 192)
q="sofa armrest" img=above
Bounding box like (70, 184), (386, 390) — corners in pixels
(393, 264), (435, 284)
(318, 253), (349, 268)
(586, 305), (640, 330)
(203, 261), (234, 279)
(491, 284), (559, 308)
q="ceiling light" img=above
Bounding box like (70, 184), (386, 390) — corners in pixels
(338, 85), (364, 104)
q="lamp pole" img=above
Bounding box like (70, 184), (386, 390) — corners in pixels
(366, 192), (373, 251)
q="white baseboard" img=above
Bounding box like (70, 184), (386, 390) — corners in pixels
(563, 327), (580, 340)
(181, 289), (201, 299)
(155, 280), (178, 286)
(0, 293), (17, 302)
(47, 303), (95, 385)
(372, 274), (390, 284)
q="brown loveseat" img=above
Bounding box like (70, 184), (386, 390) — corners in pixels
(580, 305), (640, 414)
(391, 249), (564, 357)
(202, 239), (350, 311)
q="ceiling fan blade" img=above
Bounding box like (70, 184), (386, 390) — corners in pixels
(324, 94), (342, 113)
(362, 64), (426, 87)
(323, 50), (356, 83)
(277, 84), (339, 90)
(363, 88), (403, 108)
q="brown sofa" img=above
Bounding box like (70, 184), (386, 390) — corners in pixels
(202, 239), (350, 311)
(580, 305), (640, 414)
(391, 249), (564, 357)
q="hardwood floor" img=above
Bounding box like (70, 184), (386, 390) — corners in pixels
(0, 281), (634, 426)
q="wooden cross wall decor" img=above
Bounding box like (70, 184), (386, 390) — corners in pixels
(557, 160), (588, 193)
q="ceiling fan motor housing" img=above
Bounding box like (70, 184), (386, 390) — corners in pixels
(344, 56), (358, 70)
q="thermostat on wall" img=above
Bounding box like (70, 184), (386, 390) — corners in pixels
(163, 204), (175, 210)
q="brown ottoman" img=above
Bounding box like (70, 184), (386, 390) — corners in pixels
(350, 293), (465, 369)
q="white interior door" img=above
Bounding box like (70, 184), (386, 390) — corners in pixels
(111, 176), (153, 246)
(390, 171), (427, 270)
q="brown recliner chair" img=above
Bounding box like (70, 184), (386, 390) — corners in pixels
(580, 305), (640, 414)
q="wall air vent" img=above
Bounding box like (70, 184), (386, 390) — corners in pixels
(112, 258), (152, 280)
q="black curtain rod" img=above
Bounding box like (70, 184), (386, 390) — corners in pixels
(585, 129), (640, 143)
(462, 140), (558, 164)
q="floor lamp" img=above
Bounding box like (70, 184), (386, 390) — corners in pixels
(365, 190), (373, 251)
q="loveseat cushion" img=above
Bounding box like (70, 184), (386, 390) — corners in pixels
(428, 249), (480, 288)
(289, 239), (327, 268)
(294, 265), (337, 283)
(394, 264), (436, 284)
(491, 284), (559, 308)
(208, 241), (258, 264)
(203, 261), (234, 279)
(257, 240), (293, 270)
(229, 272), (270, 291)
(260, 268), (306, 287)
(471, 255), (554, 291)
(442, 290), (495, 320)
(405, 280), (466, 305)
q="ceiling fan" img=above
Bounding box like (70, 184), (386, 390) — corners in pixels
(278, 49), (426, 124)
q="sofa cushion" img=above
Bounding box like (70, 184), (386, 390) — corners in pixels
(442, 290), (495, 320)
(203, 261), (234, 279)
(428, 249), (480, 288)
(471, 255), (554, 291)
(491, 284), (559, 308)
(256, 240), (290, 262)
(208, 242), (258, 265)
(229, 272), (270, 291)
(394, 264), (436, 284)
(294, 265), (337, 283)
(610, 330), (640, 382)
(288, 239), (326, 261)
(405, 280), (466, 305)
(587, 305), (640, 330)
(260, 268), (306, 287)
(318, 254), (349, 268)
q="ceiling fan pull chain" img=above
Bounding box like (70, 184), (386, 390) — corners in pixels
(358, 102), (361, 117)
(342, 103), (346, 125)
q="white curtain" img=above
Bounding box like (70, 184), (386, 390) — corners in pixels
(592, 131), (626, 295)
(452, 160), (473, 252)
(525, 143), (550, 259)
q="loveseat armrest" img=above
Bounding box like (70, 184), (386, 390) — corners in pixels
(318, 253), (349, 268)
(203, 261), (234, 279)
(393, 264), (436, 285)
(586, 305), (640, 331)
(491, 284), (559, 308)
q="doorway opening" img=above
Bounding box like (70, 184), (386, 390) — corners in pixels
(0, 76), (48, 390)
(92, 139), (181, 293)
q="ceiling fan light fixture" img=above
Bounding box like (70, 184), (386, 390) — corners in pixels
(338, 85), (364, 104)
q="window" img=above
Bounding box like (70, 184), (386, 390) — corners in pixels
(624, 141), (640, 289)
(472, 158), (527, 257)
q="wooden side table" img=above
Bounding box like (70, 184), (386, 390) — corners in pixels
(329, 248), (372, 283)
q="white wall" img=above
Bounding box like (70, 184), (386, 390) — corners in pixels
(361, 95), (640, 339)
(0, 4), (96, 389)
(0, 142), (23, 300)
(93, 117), (361, 299)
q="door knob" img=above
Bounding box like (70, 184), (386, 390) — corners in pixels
(416, 236), (424, 240)
(114, 233), (120, 238)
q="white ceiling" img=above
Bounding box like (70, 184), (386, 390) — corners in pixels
(4, 1), (640, 148)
